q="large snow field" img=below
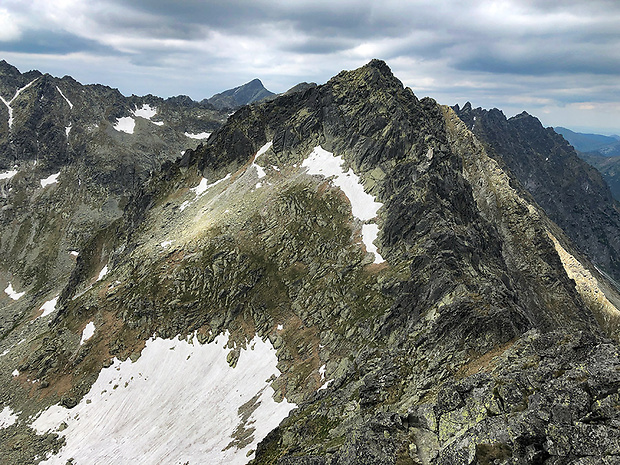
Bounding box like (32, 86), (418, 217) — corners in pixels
(32, 332), (295, 465)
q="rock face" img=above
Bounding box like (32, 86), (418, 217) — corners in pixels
(206, 78), (275, 109)
(578, 152), (620, 201)
(1, 60), (620, 464)
(455, 103), (620, 286)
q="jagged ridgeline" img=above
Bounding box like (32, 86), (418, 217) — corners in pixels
(1, 60), (620, 464)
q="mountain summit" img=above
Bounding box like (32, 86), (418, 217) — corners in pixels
(1, 60), (620, 464)
(206, 78), (275, 109)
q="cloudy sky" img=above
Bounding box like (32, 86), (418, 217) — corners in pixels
(1, 0), (619, 134)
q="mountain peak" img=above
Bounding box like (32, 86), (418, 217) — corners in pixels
(205, 78), (275, 109)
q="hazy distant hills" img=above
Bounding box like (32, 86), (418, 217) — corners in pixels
(555, 126), (620, 154)
(556, 126), (620, 200)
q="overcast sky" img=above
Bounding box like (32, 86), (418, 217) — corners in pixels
(1, 0), (618, 134)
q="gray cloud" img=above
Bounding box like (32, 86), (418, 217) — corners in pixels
(0, 29), (121, 56)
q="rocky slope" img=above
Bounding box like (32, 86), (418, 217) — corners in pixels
(0, 59), (229, 442)
(578, 151), (620, 201)
(455, 103), (620, 287)
(1, 60), (619, 464)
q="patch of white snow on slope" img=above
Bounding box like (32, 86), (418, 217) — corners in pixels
(133, 104), (163, 125)
(250, 141), (272, 179)
(0, 406), (17, 429)
(181, 173), (232, 211)
(40, 172), (60, 187)
(80, 322), (95, 345)
(113, 116), (135, 134)
(302, 146), (385, 263)
(133, 104), (156, 119)
(96, 265), (108, 281)
(55, 86), (73, 109)
(185, 131), (211, 139)
(361, 224), (385, 263)
(38, 297), (59, 319)
(0, 78), (38, 129)
(4, 283), (25, 301)
(0, 169), (18, 180)
(32, 333), (295, 465)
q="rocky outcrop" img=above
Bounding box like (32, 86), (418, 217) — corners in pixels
(455, 103), (620, 286)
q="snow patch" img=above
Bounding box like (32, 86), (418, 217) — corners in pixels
(97, 265), (108, 281)
(12, 369), (19, 377)
(160, 240), (173, 248)
(114, 117), (135, 134)
(182, 173), (232, 211)
(192, 173), (231, 197)
(0, 406), (17, 429)
(255, 141), (272, 159)
(302, 146), (385, 263)
(250, 141), (272, 180)
(152, 121), (164, 126)
(277, 324), (283, 331)
(302, 146), (381, 221)
(133, 104), (156, 119)
(70, 251), (79, 257)
(0, 78), (38, 129)
(4, 283), (25, 301)
(32, 333), (295, 465)
(40, 172), (60, 187)
(39, 297), (59, 318)
(318, 379), (333, 391)
(55, 86), (73, 109)
(80, 322), (96, 345)
(254, 165), (266, 179)
(0, 169), (17, 180)
(65, 125), (71, 136)
(184, 132), (211, 139)
(317, 364), (333, 390)
(361, 224), (385, 264)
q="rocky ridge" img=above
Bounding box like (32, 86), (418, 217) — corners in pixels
(455, 103), (620, 287)
(0, 60), (619, 464)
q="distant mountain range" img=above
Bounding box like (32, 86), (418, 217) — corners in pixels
(555, 126), (620, 156)
(555, 126), (620, 200)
